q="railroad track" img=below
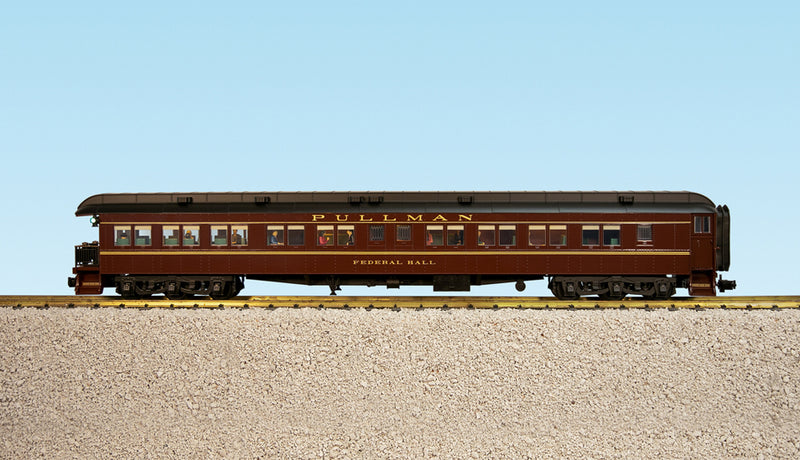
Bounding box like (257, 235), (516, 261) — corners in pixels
(1, 295), (799, 310)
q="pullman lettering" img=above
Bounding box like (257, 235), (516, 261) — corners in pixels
(312, 214), (472, 222)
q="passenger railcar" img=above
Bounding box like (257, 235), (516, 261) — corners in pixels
(68, 191), (736, 300)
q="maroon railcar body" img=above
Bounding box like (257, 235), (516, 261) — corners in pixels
(68, 191), (735, 299)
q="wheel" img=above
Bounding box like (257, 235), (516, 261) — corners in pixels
(551, 282), (580, 300)
(117, 280), (140, 299)
(642, 280), (675, 300)
(209, 280), (235, 300)
(598, 281), (626, 300)
(165, 281), (186, 300)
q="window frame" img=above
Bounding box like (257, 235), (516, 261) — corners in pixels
(211, 225), (228, 246)
(426, 225), (444, 246)
(396, 224), (412, 243)
(447, 225), (464, 246)
(549, 225), (567, 247)
(182, 225), (200, 247)
(134, 225), (152, 247)
(582, 225), (600, 247)
(287, 225), (305, 246)
(694, 216), (711, 234)
(603, 225), (621, 247)
(337, 225), (355, 246)
(498, 225), (516, 247)
(528, 225), (546, 247)
(268, 225), (285, 246)
(231, 225), (248, 246)
(369, 224), (385, 243)
(637, 224), (652, 244)
(163, 225), (180, 246)
(114, 226), (132, 247)
(317, 225), (334, 247)
(478, 225), (495, 247)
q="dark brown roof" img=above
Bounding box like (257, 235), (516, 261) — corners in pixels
(76, 191), (717, 216)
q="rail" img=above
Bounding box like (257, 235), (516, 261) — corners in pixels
(1, 295), (798, 310)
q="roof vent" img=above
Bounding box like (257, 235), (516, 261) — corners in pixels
(177, 196), (193, 206)
(458, 195), (474, 205)
(618, 195), (634, 205)
(368, 195), (384, 205)
(349, 196), (365, 205)
(255, 196), (270, 205)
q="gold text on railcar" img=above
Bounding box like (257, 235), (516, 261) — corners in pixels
(353, 259), (437, 266)
(311, 214), (473, 222)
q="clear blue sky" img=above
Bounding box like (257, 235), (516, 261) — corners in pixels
(1, 1), (797, 296)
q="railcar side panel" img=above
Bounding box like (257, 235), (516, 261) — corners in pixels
(95, 211), (698, 278)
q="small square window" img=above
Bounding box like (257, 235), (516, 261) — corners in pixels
(115, 226), (131, 246)
(212, 226), (228, 246)
(447, 225), (464, 246)
(499, 225), (516, 246)
(183, 225), (199, 246)
(134, 226), (151, 246)
(528, 225), (546, 246)
(268, 225), (284, 246)
(370, 225), (385, 242)
(163, 226), (180, 246)
(694, 216), (711, 234)
(549, 225), (567, 246)
(603, 225), (620, 246)
(232, 225), (248, 245)
(582, 225), (599, 246)
(426, 225), (443, 246)
(396, 225), (411, 242)
(637, 224), (652, 243)
(317, 225), (334, 246)
(338, 225), (355, 246)
(287, 225), (304, 245)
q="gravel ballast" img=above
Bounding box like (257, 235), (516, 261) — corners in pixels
(2, 307), (799, 458)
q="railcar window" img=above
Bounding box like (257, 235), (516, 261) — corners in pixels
(163, 226), (180, 246)
(183, 225), (199, 246)
(603, 225), (620, 246)
(268, 225), (284, 246)
(134, 226), (151, 246)
(114, 226), (131, 246)
(287, 225), (304, 245)
(211, 226), (228, 246)
(426, 225), (443, 246)
(396, 224), (411, 242)
(499, 225), (516, 246)
(317, 225), (334, 246)
(370, 225), (385, 242)
(694, 216), (711, 233)
(528, 225), (546, 246)
(549, 225), (567, 246)
(338, 225), (355, 246)
(582, 225), (599, 246)
(447, 225), (464, 246)
(637, 224), (652, 243)
(478, 225), (495, 246)
(231, 225), (248, 245)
